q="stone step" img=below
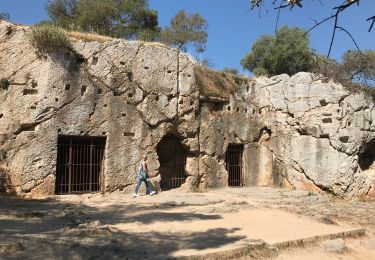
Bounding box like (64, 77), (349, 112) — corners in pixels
(175, 227), (366, 260)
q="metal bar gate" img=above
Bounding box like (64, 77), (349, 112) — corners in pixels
(226, 144), (244, 187)
(158, 135), (187, 190)
(55, 135), (106, 194)
(160, 160), (186, 190)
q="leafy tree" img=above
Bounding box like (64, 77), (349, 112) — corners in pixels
(341, 50), (375, 86)
(45, 0), (79, 28)
(312, 50), (375, 88)
(45, 0), (160, 40)
(160, 10), (208, 53)
(0, 12), (10, 21)
(241, 26), (315, 76)
(249, 0), (374, 57)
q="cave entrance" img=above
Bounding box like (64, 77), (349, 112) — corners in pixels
(359, 140), (375, 171)
(55, 135), (106, 194)
(226, 144), (244, 187)
(157, 135), (187, 190)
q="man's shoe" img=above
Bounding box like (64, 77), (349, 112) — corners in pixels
(149, 191), (156, 196)
(133, 193), (140, 197)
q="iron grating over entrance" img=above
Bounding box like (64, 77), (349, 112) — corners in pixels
(226, 144), (244, 187)
(157, 135), (187, 190)
(55, 135), (106, 194)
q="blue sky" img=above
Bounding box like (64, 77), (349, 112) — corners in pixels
(1, 0), (374, 75)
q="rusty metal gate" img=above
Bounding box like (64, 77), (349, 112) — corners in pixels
(157, 135), (187, 190)
(55, 135), (106, 194)
(226, 144), (244, 187)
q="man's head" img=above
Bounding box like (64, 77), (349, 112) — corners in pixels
(142, 154), (148, 160)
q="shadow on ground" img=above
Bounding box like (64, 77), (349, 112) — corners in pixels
(0, 194), (245, 259)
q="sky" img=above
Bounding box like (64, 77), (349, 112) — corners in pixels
(1, 0), (374, 75)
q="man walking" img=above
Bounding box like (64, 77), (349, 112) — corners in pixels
(133, 154), (156, 197)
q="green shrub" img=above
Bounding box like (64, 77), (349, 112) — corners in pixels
(0, 78), (9, 90)
(28, 24), (70, 52)
(222, 67), (238, 75)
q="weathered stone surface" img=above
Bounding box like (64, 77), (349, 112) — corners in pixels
(322, 238), (346, 253)
(1, 21), (375, 199)
(368, 240), (375, 250)
(200, 155), (227, 189)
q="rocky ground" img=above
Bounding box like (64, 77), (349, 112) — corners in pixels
(1, 187), (375, 259)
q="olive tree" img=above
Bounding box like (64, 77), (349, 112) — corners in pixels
(249, 0), (374, 57)
(160, 10), (208, 53)
(241, 26), (315, 76)
(45, 0), (160, 40)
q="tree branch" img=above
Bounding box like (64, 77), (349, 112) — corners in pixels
(274, 0), (283, 33)
(349, 66), (367, 80)
(336, 26), (362, 53)
(327, 9), (339, 58)
(332, 0), (360, 11)
(251, 0), (373, 57)
(304, 0), (362, 58)
(367, 16), (375, 32)
(274, 3), (293, 10)
(305, 14), (336, 34)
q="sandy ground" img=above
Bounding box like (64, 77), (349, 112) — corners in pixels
(275, 236), (375, 260)
(1, 187), (375, 259)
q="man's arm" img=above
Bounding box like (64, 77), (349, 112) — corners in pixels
(142, 161), (148, 174)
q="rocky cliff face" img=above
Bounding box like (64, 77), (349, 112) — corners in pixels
(228, 73), (375, 198)
(1, 21), (374, 199)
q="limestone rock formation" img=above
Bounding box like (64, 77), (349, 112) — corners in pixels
(1, 21), (375, 199)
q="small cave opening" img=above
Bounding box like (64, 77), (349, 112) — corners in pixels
(225, 144), (244, 187)
(256, 127), (271, 144)
(157, 134), (187, 190)
(23, 89), (38, 95)
(81, 85), (87, 96)
(55, 135), (106, 194)
(359, 139), (375, 171)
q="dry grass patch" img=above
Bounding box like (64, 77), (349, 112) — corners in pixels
(195, 66), (245, 99)
(66, 31), (114, 43)
(28, 24), (70, 52)
(66, 31), (171, 49)
(140, 41), (172, 49)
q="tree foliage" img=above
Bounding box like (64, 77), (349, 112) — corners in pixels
(160, 10), (208, 53)
(45, 0), (160, 40)
(0, 12), (10, 21)
(342, 50), (375, 86)
(241, 26), (315, 76)
(315, 50), (375, 87)
(249, 1), (375, 57)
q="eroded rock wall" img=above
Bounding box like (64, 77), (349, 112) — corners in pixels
(1, 21), (375, 198)
(244, 73), (375, 197)
(193, 65), (375, 198)
(0, 21), (200, 197)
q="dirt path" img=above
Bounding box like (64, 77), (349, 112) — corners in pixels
(1, 187), (375, 259)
